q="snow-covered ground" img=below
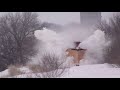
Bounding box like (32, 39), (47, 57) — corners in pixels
(1, 63), (120, 78)
(61, 63), (120, 78)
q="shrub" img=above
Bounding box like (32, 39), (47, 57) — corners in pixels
(28, 64), (43, 73)
(8, 65), (23, 77)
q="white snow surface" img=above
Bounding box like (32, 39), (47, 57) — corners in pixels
(0, 67), (32, 78)
(1, 63), (120, 78)
(0, 69), (9, 78)
(61, 63), (120, 78)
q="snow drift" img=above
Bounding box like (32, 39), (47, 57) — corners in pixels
(1, 63), (120, 78)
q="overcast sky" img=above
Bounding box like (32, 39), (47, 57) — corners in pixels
(38, 12), (117, 25)
(0, 12), (117, 25)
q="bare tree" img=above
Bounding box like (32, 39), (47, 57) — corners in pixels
(0, 12), (40, 71)
(97, 13), (120, 65)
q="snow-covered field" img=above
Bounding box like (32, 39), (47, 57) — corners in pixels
(62, 63), (120, 78)
(1, 63), (120, 78)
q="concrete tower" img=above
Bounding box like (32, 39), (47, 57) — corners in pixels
(80, 12), (101, 27)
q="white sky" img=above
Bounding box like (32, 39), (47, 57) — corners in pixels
(0, 12), (117, 25)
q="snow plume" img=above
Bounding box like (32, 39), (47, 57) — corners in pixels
(31, 28), (74, 65)
(34, 28), (74, 53)
(59, 24), (96, 42)
(79, 30), (110, 65)
(32, 26), (110, 66)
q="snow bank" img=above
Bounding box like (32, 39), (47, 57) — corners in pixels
(61, 63), (120, 78)
(3, 63), (120, 78)
(79, 30), (110, 64)
(0, 66), (32, 78)
(0, 69), (9, 78)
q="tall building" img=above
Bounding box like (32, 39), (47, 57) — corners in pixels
(80, 12), (101, 27)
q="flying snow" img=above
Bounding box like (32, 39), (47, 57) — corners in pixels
(79, 30), (110, 64)
(31, 28), (75, 66)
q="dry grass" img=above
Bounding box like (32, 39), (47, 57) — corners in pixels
(28, 64), (44, 73)
(8, 65), (24, 77)
(0, 75), (10, 78)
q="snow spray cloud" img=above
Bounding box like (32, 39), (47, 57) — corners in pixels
(58, 23), (96, 43)
(79, 30), (110, 65)
(32, 24), (109, 65)
(31, 28), (75, 64)
(57, 23), (111, 65)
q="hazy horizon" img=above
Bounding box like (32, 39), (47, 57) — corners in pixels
(0, 12), (117, 25)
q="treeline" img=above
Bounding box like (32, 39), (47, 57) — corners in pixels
(0, 12), (62, 71)
(98, 13), (120, 66)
